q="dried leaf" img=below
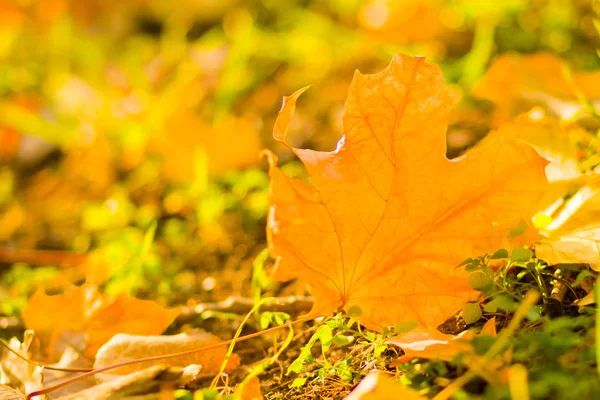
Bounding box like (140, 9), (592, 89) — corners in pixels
(266, 54), (549, 329)
(0, 385), (24, 400)
(575, 290), (596, 307)
(85, 294), (180, 357)
(344, 372), (426, 400)
(21, 286), (93, 357)
(0, 331), (44, 397)
(473, 53), (600, 121)
(387, 318), (496, 363)
(57, 366), (182, 400)
(478, 112), (593, 182)
(536, 225), (600, 270)
(93, 332), (239, 383)
(151, 110), (261, 181)
(22, 286), (179, 359)
(235, 376), (264, 400)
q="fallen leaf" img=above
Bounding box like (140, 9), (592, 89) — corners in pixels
(22, 286), (179, 359)
(235, 376), (264, 400)
(344, 372), (426, 400)
(387, 317), (496, 363)
(93, 332), (239, 383)
(266, 54), (549, 329)
(85, 293), (180, 357)
(21, 286), (95, 359)
(0, 331), (44, 397)
(473, 53), (600, 122)
(541, 185), (600, 235)
(477, 111), (593, 182)
(0, 385), (24, 400)
(151, 109), (261, 181)
(574, 289), (596, 307)
(58, 366), (182, 400)
(536, 225), (600, 270)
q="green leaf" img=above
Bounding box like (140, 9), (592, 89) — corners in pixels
(491, 248), (508, 259)
(511, 247), (533, 262)
(332, 334), (354, 346)
(462, 302), (482, 324)
(467, 271), (493, 291)
(347, 305), (362, 318)
(290, 378), (307, 388)
(394, 321), (418, 334)
(484, 294), (517, 313)
(509, 220), (528, 238)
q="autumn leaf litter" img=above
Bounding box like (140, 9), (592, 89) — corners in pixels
(3, 53), (600, 399)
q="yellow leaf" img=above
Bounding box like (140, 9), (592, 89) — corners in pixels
(473, 53), (600, 122)
(93, 332), (240, 383)
(22, 286), (179, 359)
(151, 110), (261, 181)
(266, 54), (549, 329)
(21, 286), (95, 357)
(85, 293), (180, 357)
(0, 331), (44, 397)
(478, 112), (593, 182)
(344, 372), (426, 400)
(235, 376), (264, 400)
(536, 225), (600, 271)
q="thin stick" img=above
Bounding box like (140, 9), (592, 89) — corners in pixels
(26, 314), (318, 400)
(0, 337), (92, 372)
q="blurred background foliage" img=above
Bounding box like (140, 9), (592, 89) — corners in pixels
(1, 0), (600, 315)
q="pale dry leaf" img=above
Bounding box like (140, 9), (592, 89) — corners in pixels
(575, 289), (596, 307)
(473, 52), (600, 122)
(344, 372), (426, 400)
(0, 331), (44, 398)
(541, 185), (600, 237)
(57, 366), (182, 400)
(0, 385), (24, 400)
(42, 346), (95, 399)
(387, 317), (496, 363)
(477, 112), (593, 182)
(93, 332), (239, 383)
(536, 225), (600, 270)
(266, 54), (549, 329)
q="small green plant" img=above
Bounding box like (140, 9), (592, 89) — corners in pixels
(286, 313), (394, 388)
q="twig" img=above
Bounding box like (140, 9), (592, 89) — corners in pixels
(0, 247), (87, 268)
(26, 313), (319, 399)
(177, 296), (314, 323)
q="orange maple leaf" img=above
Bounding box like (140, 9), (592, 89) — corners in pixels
(265, 54), (549, 329)
(22, 286), (179, 359)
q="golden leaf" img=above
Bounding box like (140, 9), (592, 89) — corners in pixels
(21, 286), (179, 359)
(85, 294), (180, 357)
(536, 225), (600, 271)
(344, 372), (426, 400)
(266, 54), (548, 329)
(151, 109), (261, 181)
(473, 53), (600, 122)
